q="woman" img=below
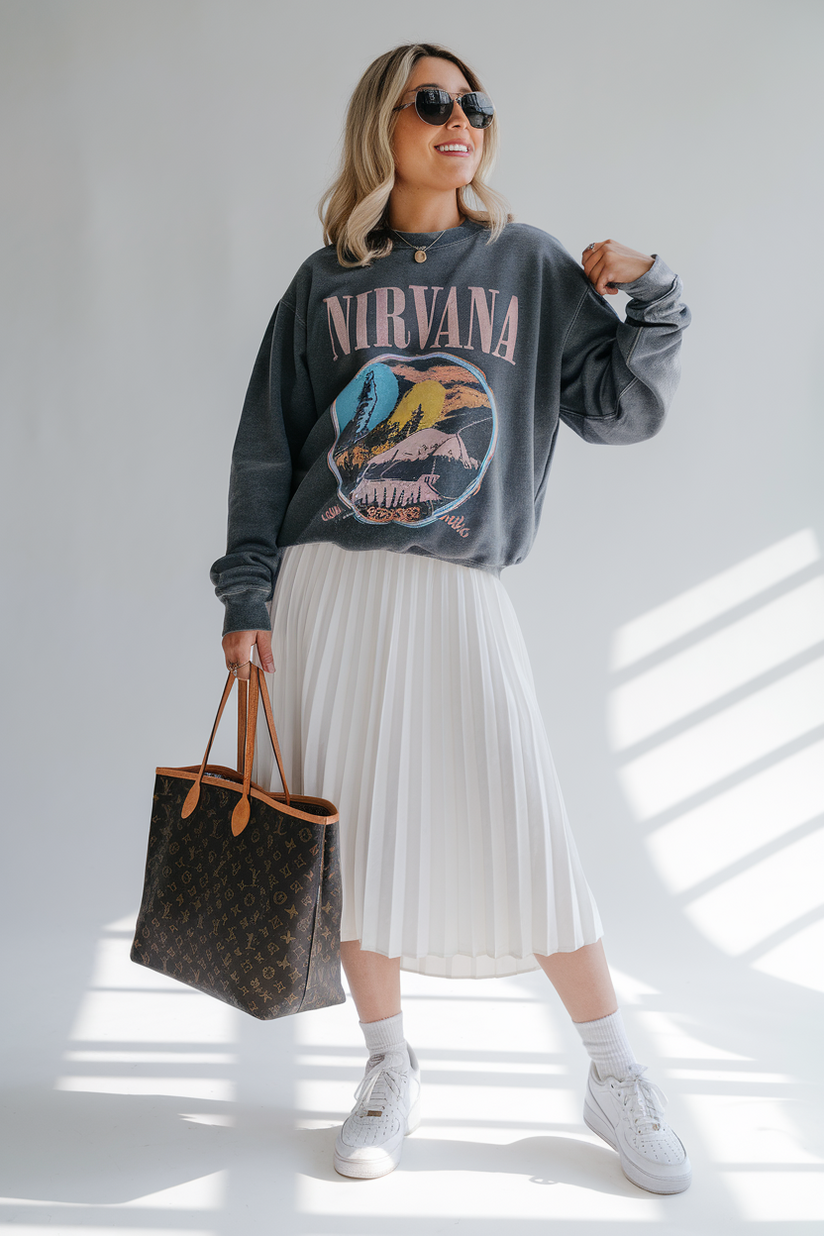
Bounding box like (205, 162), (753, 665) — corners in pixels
(212, 43), (692, 1193)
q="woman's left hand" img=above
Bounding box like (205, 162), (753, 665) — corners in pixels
(582, 240), (654, 296)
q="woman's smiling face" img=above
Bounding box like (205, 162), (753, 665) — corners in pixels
(391, 56), (485, 202)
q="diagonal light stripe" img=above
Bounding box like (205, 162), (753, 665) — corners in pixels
(609, 578), (824, 749)
(618, 657), (824, 820)
(644, 740), (824, 893)
(611, 531), (819, 670)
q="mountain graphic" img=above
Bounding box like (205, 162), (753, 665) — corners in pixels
(364, 427), (480, 475)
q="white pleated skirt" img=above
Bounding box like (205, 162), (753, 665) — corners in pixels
(253, 542), (602, 979)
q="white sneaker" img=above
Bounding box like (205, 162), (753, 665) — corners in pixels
(583, 1063), (692, 1194)
(333, 1043), (421, 1179)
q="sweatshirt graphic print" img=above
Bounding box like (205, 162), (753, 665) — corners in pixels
(326, 353), (496, 533)
(212, 222), (690, 635)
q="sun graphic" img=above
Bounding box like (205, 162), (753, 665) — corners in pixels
(386, 380), (446, 433)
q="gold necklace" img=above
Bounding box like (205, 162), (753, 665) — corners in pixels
(391, 228), (447, 263)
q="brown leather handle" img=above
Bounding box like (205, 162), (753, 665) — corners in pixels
(256, 663), (290, 799)
(181, 672), (236, 819)
(231, 669), (257, 834)
(182, 665), (292, 829)
(237, 678), (248, 774)
(250, 665), (290, 804)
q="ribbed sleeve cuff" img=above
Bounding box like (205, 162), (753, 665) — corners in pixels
(221, 590), (273, 636)
(613, 254), (677, 299)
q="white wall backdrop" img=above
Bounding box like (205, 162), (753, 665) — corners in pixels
(1, 1), (822, 1230)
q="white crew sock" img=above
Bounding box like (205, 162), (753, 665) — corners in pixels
(360, 1012), (406, 1063)
(573, 1008), (639, 1081)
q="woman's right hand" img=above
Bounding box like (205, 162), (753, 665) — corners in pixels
(221, 629), (275, 679)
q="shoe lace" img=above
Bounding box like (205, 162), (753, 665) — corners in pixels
(612, 1065), (668, 1136)
(352, 1051), (405, 1118)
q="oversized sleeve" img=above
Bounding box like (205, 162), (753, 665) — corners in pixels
(210, 300), (317, 635)
(558, 255), (691, 444)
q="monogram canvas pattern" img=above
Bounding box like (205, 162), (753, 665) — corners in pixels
(131, 774), (345, 1020)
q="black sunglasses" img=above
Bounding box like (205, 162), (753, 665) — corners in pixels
(394, 88), (495, 130)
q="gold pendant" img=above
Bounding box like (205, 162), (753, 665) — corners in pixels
(414, 250), (427, 263)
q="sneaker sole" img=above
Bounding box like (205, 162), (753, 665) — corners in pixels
(333, 1098), (421, 1180)
(584, 1092), (692, 1195)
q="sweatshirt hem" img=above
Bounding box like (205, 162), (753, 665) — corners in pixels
(279, 536), (505, 578)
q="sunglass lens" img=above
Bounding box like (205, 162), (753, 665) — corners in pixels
(415, 89), (454, 125)
(461, 92), (495, 129)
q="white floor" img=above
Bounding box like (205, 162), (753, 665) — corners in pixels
(1, 907), (821, 1236)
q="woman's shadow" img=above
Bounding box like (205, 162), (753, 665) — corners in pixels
(300, 1124), (650, 1198)
(0, 1087), (650, 1206)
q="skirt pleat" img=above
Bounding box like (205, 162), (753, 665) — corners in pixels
(253, 541), (602, 979)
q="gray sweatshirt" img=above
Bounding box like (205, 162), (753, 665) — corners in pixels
(211, 221), (690, 634)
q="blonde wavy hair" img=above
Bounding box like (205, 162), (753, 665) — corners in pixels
(319, 43), (511, 268)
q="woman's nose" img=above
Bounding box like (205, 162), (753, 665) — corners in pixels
(446, 100), (470, 127)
